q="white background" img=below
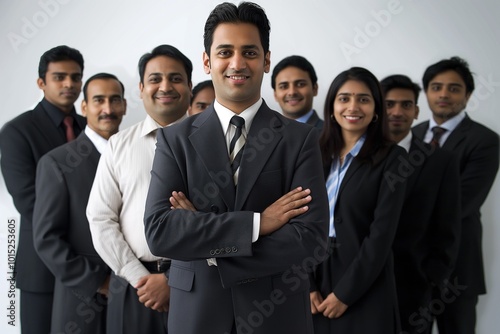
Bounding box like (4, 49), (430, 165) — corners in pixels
(0, 0), (498, 333)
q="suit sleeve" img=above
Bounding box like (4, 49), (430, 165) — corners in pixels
(423, 152), (461, 286)
(0, 122), (37, 223)
(144, 127), (330, 288)
(459, 130), (499, 218)
(334, 146), (407, 306)
(33, 154), (108, 300)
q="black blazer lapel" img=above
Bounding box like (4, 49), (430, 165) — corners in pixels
(189, 108), (236, 210)
(337, 158), (363, 198)
(442, 115), (471, 151)
(76, 132), (100, 169)
(235, 104), (284, 209)
(32, 103), (66, 148)
(412, 120), (429, 141)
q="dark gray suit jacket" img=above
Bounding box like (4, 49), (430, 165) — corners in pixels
(33, 133), (109, 333)
(144, 102), (329, 334)
(0, 99), (86, 293)
(413, 114), (499, 295)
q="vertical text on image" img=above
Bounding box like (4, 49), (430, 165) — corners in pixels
(6, 218), (17, 327)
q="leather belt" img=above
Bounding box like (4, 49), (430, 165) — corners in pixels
(140, 259), (171, 273)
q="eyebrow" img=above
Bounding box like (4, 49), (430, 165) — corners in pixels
(430, 82), (464, 87)
(337, 92), (371, 97)
(215, 44), (259, 50)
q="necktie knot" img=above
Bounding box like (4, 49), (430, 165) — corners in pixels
(230, 115), (245, 129)
(63, 115), (76, 142)
(430, 126), (446, 148)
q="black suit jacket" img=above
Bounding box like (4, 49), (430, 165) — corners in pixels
(144, 102), (329, 334)
(393, 137), (461, 311)
(311, 145), (407, 334)
(306, 110), (324, 130)
(33, 133), (109, 333)
(0, 100), (86, 292)
(413, 114), (499, 295)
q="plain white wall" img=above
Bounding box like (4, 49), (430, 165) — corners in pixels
(0, 0), (498, 333)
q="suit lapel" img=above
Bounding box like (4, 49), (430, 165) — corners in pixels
(189, 108), (236, 210)
(412, 120), (429, 141)
(337, 157), (363, 198)
(32, 103), (66, 148)
(76, 133), (100, 169)
(235, 105), (283, 209)
(442, 115), (470, 151)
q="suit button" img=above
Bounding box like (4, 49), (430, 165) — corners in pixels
(232, 246), (238, 253)
(225, 247), (231, 253)
(210, 205), (219, 213)
(334, 217), (342, 224)
(210, 250), (215, 256)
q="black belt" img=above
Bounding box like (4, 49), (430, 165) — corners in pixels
(141, 259), (171, 273)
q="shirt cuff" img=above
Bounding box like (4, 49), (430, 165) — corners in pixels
(118, 259), (151, 287)
(252, 213), (260, 242)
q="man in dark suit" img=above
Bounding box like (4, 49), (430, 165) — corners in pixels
(144, 3), (329, 334)
(413, 57), (499, 334)
(271, 55), (324, 129)
(0, 45), (86, 334)
(381, 74), (461, 334)
(32, 73), (127, 333)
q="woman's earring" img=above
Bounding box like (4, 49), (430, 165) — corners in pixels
(372, 114), (379, 123)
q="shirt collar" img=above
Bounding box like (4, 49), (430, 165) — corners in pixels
(347, 134), (366, 158)
(41, 97), (79, 128)
(84, 126), (109, 154)
(295, 109), (314, 124)
(140, 113), (188, 138)
(214, 98), (262, 134)
(429, 110), (466, 133)
(397, 131), (413, 153)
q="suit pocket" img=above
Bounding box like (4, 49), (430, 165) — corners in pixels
(169, 265), (195, 292)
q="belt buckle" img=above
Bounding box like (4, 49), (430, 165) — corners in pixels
(157, 260), (161, 272)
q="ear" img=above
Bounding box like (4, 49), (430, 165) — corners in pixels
(414, 105), (420, 119)
(81, 100), (88, 117)
(203, 52), (211, 74)
(312, 83), (319, 97)
(264, 51), (271, 73)
(465, 92), (472, 103)
(37, 77), (45, 90)
(122, 98), (127, 116)
(139, 82), (144, 99)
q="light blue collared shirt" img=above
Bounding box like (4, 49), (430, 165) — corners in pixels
(295, 109), (314, 124)
(424, 111), (466, 146)
(326, 135), (366, 237)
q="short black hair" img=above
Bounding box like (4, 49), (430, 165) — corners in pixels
(380, 74), (421, 103)
(138, 44), (192, 85)
(83, 73), (125, 101)
(203, 2), (270, 57)
(271, 55), (317, 90)
(422, 56), (475, 94)
(191, 80), (214, 106)
(38, 45), (84, 82)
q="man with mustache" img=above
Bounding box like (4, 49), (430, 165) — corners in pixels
(413, 57), (499, 334)
(86, 45), (191, 334)
(0, 45), (86, 334)
(33, 73), (127, 333)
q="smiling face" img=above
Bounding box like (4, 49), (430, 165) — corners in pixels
(81, 78), (126, 139)
(425, 70), (471, 124)
(385, 88), (419, 142)
(140, 55), (192, 126)
(273, 66), (318, 119)
(333, 80), (375, 140)
(203, 22), (270, 114)
(37, 60), (82, 113)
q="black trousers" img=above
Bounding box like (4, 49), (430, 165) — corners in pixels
(20, 290), (53, 334)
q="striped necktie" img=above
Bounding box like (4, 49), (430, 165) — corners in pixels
(430, 126), (446, 148)
(229, 115), (245, 185)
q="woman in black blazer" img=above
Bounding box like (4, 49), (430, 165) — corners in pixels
(310, 67), (407, 334)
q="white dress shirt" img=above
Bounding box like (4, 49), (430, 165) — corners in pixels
(397, 131), (412, 153)
(86, 114), (185, 286)
(84, 125), (108, 154)
(214, 99), (261, 242)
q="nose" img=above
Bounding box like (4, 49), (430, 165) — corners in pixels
(101, 100), (112, 114)
(230, 53), (247, 71)
(63, 76), (74, 88)
(439, 88), (449, 99)
(348, 99), (360, 111)
(159, 78), (172, 92)
(389, 104), (404, 117)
